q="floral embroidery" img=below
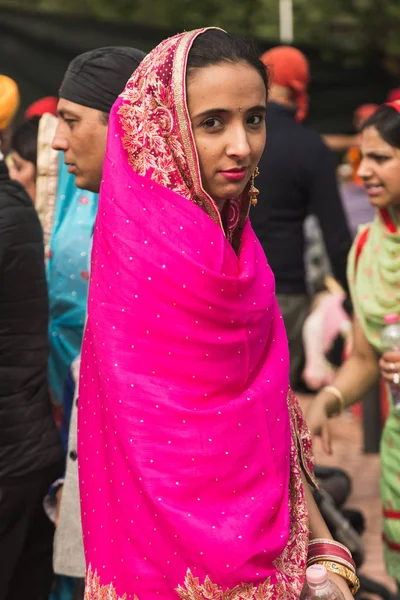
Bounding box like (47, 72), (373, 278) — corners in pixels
(118, 35), (196, 206)
(271, 391), (314, 598)
(177, 571), (275, 599)
(288, 388), (317, 488)
(84, 564), (133, 600)
(36, 113), (59, 259)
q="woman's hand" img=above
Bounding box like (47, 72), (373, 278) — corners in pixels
(379, 351), (400, 386)
(301, 471), (356, 599)
(306, 316), (380, 456)
(328, 572), (354, 600)
(305, 393), (337, 455)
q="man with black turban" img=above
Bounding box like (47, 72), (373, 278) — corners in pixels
(53, 46), (146, 192)
(48, 46), (145, 600)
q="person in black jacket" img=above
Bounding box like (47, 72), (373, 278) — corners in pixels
(0, 74), (63, 600)
(250, 47), (352, 389)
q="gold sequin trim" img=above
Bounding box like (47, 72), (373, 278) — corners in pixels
(172, 28), (224, 232)
(84, 564), (132, 600)
(177, 570), (276, 599)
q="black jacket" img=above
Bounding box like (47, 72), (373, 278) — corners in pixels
(251, 102), (352, 295)
(0, 159), (63, 480)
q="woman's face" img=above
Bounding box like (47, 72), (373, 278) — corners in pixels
(358, 125), (400, 209)
(187, 61), (267, 209)
(9, 151), (36, 203)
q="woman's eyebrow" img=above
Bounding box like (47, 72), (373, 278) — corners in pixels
(193, 108), (230, 119)
(365, 151), (391, 158)
(193, 105), (267, 120)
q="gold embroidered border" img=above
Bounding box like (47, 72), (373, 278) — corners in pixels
(172, 28), (224, 233)
(84, 566), (283, 600)
(36, 113), (59, 258)
(176, 570), (276, 599)
(84, 564), (132, 600)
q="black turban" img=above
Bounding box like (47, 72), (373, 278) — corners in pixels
(59, 46), (146, 113)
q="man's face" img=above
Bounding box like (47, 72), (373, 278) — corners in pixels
(52, 99), (108, 192)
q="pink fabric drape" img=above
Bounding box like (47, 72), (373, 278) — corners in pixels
(79, 29), (312, 600)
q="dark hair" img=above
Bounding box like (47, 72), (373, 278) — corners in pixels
(11, 116), (40, 167)
(361, 105), (400, 149)
(187, 29), (269, 96)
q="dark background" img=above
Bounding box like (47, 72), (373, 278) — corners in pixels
(1, 6), (399, 133)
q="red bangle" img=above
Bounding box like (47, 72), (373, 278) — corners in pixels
(309, 539), (353, 559)
(307, 540), (356, 571)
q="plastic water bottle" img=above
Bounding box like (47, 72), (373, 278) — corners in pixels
(300, 565), (345, 599)
(381, 313), (400, 410)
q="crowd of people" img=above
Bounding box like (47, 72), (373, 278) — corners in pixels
(0, 25), (400, 600)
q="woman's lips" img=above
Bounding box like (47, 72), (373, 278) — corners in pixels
(219, 168), (247, 181)
(365, 183), (384, 197)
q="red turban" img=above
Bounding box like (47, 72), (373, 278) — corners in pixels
(24, 96), (58, 119)
(260, 46), (310, 122)
(387, 88), (400, 103)
(353, 103), (378, 126)
(386, 99), (400, 114)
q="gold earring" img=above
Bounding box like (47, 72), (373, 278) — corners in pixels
(249, 167), (260, 206)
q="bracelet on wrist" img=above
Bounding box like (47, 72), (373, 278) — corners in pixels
(315, 560), (360, 595)
(307, 539), (359, 595)
(322, 385), (345, 415)
(307, 539), (355, 570)
(307, 554), (356, 573)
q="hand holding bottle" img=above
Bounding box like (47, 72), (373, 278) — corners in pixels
(300, 565), (346, 599)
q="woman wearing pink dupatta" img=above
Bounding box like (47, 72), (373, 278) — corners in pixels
(79, 29), (354, 600)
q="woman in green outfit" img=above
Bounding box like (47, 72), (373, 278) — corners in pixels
(307, 99), (400, 586)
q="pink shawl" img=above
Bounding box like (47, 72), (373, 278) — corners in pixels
(79, 29), (314, 600)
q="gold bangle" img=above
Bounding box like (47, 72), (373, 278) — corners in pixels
(307, 555), (356, 573)
(316, 560), (360, 596)
(322, 385), (345, 415)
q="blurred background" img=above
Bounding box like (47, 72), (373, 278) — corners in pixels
(1, 0), (400, 132)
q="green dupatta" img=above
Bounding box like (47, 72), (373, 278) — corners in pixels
(347, 207), (400, 353)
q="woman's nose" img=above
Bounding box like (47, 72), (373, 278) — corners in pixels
(357, 157), (372, 180)
(226, 128), (251, 160)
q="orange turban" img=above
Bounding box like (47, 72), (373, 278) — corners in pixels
(260, 46), (310, 122)
(0, 75), (20, 130)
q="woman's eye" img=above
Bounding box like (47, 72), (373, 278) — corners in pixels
(375, 155), (389, 164)
(248, 114), (264, 126)
(202, 118), (222, 129)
